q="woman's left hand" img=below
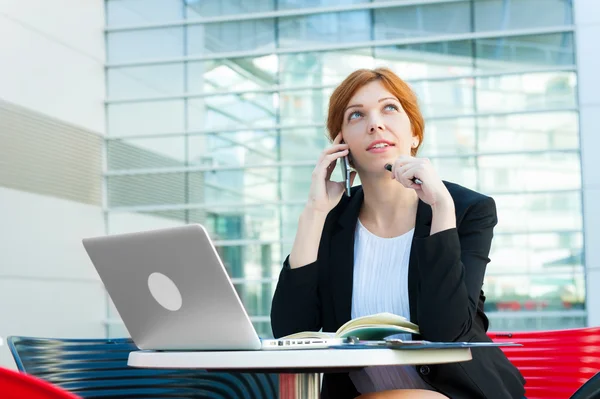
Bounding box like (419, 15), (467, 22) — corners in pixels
(390, 155), (452, 207)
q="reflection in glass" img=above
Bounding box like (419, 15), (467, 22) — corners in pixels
(187, 20), (276, 55)
(185, 0), (274, 18)
(107, 28), (184, 63)
(475, 33), (574, 71)
(489, 231), (583, 274)
(477, 112), (579, 153)
(108, 101), (185, 137)
(188, 93), (277, 131)
(478, 151), (581, 193)
(476, 72), (577, 113)
(280, 128), (329, 161)
(233, 281), (276, 318)
(188, 130), (278, 167)
(410, 78), (475, 118)
(108, 64), (185, 99)
(418, 118), (476, 156)
(278, 11), (370, 48)
(493, 191), (582, 234)
(280, 48), (375, 86)
(279, 88), (332, 125)
(375, 41), (473, 80)
(215, 244), (282, 280)
(374, 3), (470, 40)
(187, 55), (278, 93)
(483, 273), (584, 314)
(474, 0), (573, 31)
(430, 157), (477, 191)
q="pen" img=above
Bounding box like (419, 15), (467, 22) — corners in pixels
(384, 164), (422, 185)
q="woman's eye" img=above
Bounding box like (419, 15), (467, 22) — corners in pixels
(349, 111), (362, 120)
(384, 104), (398, 111)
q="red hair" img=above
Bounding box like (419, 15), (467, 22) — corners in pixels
(326, 67), (424, 156)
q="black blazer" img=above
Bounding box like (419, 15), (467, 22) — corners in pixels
(271, 182), (525, 399)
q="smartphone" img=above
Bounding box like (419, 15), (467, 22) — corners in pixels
(340, 152), (352, 198)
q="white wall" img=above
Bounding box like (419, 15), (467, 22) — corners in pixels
(0, 0), (106, 133)
(574, 0), (600, 326)
(0, 0), (106, 368)
(0, 187), (107, 368)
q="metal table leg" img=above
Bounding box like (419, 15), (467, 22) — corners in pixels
(279, 373), (320, 399)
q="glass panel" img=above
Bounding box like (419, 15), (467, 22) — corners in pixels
(280, 128), (329, 161)
(280, 88), (332, 125)
(430, 157), (478, 190)
(477, 111), (579, 153)
(475, 0), (573, 31)
(108, 211), (187, 234)
(410, 78), (475, 118)
(279, 48), (375, 86)
(253, 321), (274, 339)
(187, 20), (275, 55)
(107, 137), (186, 170)
(374, 2), (471, 40)
(106, 0), (183, 26)
(188, 130), (279, 168)
(188, 94), (277, 131)
(107, 28), (184, 63)
(475, 33), (575, 71)
(213, 244), (282, 279)
(418, 118), (476, 157)
(234, 281), (275, 317)
(483, 272), (585, 313)
(478, 152), (581, 193)
(476, 72), (577, 113)
(107, 64), (185, 99)
(493, 191), (582, 234)
(278, 0), (369, 10)
(375, 41), (474, 80)
(487, 313), (585, 331)
(489, 231), (583, 275)
(187, 55), (278, 93)
(185, 0), (274, 18)
(108, 101), (185, 137)
(278, 10), (371, 48)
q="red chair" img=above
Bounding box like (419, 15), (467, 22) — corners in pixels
(0, 367), (81, 399)
(489, 327), (600, 399)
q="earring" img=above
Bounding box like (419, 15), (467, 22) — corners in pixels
(412, 142), (418, 148)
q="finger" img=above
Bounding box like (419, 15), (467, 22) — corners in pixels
(333, 133), (343, 144)
(393, 155), (415, 169)
(349, 171), (357, 186)
(315, 149), (349, 180)
(318, 144), (349, 164)
(400, 165), (423, 188)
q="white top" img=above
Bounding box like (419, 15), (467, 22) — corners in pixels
(128, 348), (472, 370)
(349, 220), (434, 394)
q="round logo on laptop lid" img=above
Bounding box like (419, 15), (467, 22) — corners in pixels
(147, 272), (183, 311)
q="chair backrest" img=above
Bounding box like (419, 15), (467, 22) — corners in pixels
(7, 336), (278, 399)
(0, 366), (81, 399)
(489, 327), (600, 399)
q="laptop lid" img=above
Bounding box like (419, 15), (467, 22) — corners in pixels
(82, 224), (262, 351)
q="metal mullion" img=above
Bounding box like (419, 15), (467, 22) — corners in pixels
(106, 64), (577, 104)
(106, 26), (575, 68)
(105, 0), (467, 32)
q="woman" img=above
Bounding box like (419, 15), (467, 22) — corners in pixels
(270, 67), (525, 399)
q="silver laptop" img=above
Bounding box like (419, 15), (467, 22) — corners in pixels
(82, 224), (342, 351)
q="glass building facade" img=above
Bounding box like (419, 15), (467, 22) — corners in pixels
(104, 0), (583, 338)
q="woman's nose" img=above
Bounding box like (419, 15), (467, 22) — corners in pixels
(368, 115), (385, 133)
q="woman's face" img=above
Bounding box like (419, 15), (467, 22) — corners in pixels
(340, 80), (417, 173)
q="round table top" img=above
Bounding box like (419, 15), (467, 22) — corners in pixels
(128, 347), (471, 372)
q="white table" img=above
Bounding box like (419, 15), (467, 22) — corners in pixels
(129, 347), (471, 398)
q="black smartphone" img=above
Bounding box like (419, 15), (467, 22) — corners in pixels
(340, 147), (351, 197)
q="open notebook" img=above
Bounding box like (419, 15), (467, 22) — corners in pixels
(282, 312), (419, 341)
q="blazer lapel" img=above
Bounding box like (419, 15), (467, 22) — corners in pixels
(408, 199), (432, 328)
(330, 188), (364, 328)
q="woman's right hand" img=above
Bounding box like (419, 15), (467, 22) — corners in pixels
(306, 134), (357, 214)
